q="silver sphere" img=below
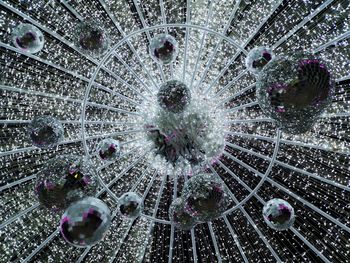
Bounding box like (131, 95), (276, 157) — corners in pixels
(182, 173), (229, 222)
(117, 192), (143, 219)
(27, 116), (64, 149)
(60, 197), (111, 247)
(245, 46), (274, 75)
(73, 20), (109, 58)
(263, 198), (295, 231)
(34, 155), (98, 212)
(256, 54), (334, 134)
(149, 34), (179, 65)
(157, 80), (191, 113)
(12, 23), (44, 54)
(97, 138), (121, 161)
(169, 197), (197, 230)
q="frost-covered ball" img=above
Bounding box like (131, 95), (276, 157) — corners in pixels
(157, 80), (191, 113)
(97, 138), (121, 161)
(182, 174), (229, 222)
(245, 46), (274, 75)
(257, 54), (334, 134)
(149, 34), (178, 65)
(263, 198), (295, 230)
(73, 20), (109, 58)
(28, 116), (64, 149)
(169, 198), (197, 230)
(34, 155), (98, 212)
(117, 192), (143, 219)
(12, 23), (44, 54)
(60, 197), (111, 247)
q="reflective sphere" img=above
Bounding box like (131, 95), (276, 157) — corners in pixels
(157, 80), (191, 113)
(245, 46), (274, 75)
(257, 54), (334, 134)
(149, 34), (178, 64)
(263, 198), (295, 230)
(28, 116), (64, 149)
(117, 192), (143, 219)
(60, 197), (111, 247)
(182, 174), (229, 221)
(12, 23), (44, 54)
(97, 138), (121, 161)
(73, 21), (109, 58)
(34, 155), (98, 212)
(169, 198), (196, 230)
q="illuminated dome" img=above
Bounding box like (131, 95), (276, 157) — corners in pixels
(0, 1), (349, 263)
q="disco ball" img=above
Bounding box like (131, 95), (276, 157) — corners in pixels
(169, 197), (197, 231)
(96, 138), (121, 161)
(27, 116), (64, 149)
(245, 46), (274, 75)
(157, 80), (191, 113)
(34, 155), (98, 212)
(149, 34), (178, 65)
(182, 173), (229, 222)
(73, 20), (109, 58)
(262, 198), (295, 231)
(257, 54), (334, 134)
(11, 23), (44, 54)
(144, 98), (224, 168)
(60, 197), (111, 248)
(117, 192), (143, 219)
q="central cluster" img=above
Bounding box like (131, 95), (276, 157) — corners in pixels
(144, 80), (225, 170)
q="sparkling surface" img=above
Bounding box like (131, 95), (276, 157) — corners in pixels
(245, 46), (274, 75)
(27, 116), (64, 149)
(73, 20), (110, 58)
(169, 197), (197, 231)
(182, 173), (229, 222)
(12, 23), (44, 54)
(262, 198), (295, 231)
(149, 34), (179, 65)
(117, 192), (143, 219)
(257, 54), (334, 134)
(60, 197), (111, 248)
(34, 155), (98, 212)
(0, 1), (349, 262)
(96, 138), (121, 161)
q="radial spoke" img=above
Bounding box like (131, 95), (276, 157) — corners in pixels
(189, 0), (216, 91)
(223, 216), (249, 263)
(225, 141), (350, 192)
(182, 0), (191, 82)
(208, 222), (223, 263)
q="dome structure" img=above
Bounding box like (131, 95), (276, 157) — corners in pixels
(0, 1), (349, 263)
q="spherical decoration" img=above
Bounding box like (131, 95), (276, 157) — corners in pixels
(60, 197), (111, 248)
(117, 192), (143, 219)
(73, 20), (109, 58)
(169, 198), (197, 230)
(27, 116), (64, 149)
(34, 155), (98, 212)
(262, 198), (295, 231)
(245, 46), (274, 75)
(182, 173), (229, 222)
(149, 34), (178, 65)
(97, 138), (121, 161)
(257, 54), (334, 134)
(12, 23), (44, 54)
(157, 80), (191, 113)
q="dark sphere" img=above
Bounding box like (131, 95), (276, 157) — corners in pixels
(28, 116), (64, 149)
(60, 197), (111, 247)
(157, 80), (191, 113)
(149, 34), (178, 64)
(257, 54), (334, 134)
(169, 198), (196, 230)
(74, 21), (109, 58)
(182, 174), (229, 221)
(34, 155), (98, 212)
